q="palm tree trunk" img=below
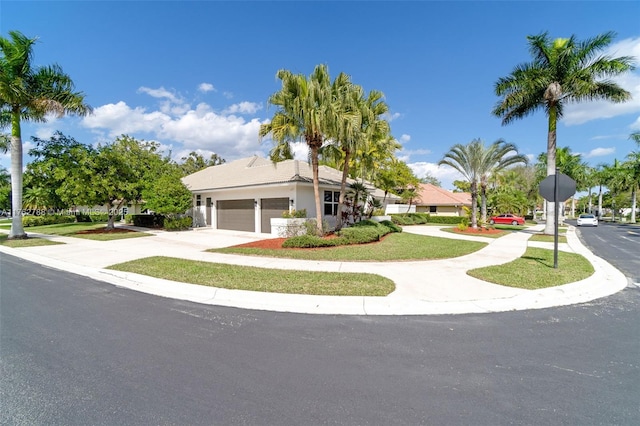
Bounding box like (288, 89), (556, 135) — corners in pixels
(310, 143), (323, 236)
(470, 182), (478, 229)
(544, 107), (558, 235)
(480, 183), (487, 224)
(335, 149), (351, 231)
(598, 185), (603, 219)
(631, 186), (637, 223)
(9, 111), (27, 239)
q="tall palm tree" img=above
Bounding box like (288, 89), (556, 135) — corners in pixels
(333, 86), (391, 230)
(625, 132), (640, 223)
(493, 31), (634, 234)
(0, 30), (91, 238)
(259, 65), (339, 235)
(477, 139), (528, 223)
(439, 139), (485, 229)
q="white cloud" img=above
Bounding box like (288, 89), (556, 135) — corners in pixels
(631, 115), (640, 130)
(384, 112), (401, 122)
(564, 37), (640, 126)
(223, 91), (234, 99)
(82, 102), (171, 137)
(137, 86), (182, 103)
(583, 147), (616, 158)
(198, 83), (216, 93)
(408, 161), (464, 190)
(222, 102), (262, 115)
(400, 134), (410, 142)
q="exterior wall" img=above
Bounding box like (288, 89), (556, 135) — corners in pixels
(385, 204), (416, 214)
(192, 182), (393, 233)
(415, 205), (464, 216)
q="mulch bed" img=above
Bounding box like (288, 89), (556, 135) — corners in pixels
(75, 227), (138, 234)
(451, 227), (503, 235)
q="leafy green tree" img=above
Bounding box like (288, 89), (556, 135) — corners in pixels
(179, 151), (225, 176)
(452, 180), (471, 193)
(25, 132), (90, 210)
(420, 173), (441, 187)
(142, 164), (192, 217)
(493, 31), (634, 234)
(0, 30), (91, 238)
(260, 65), (342, 235)
(623, 132), (640, 223)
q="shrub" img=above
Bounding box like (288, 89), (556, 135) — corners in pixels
(371, 208), (386, 216)
(132, 214), (164, 228)
(75, 212), (112, 223)
(124, 214), (134, 224)
(338, 226), (384, 244)
(22, 214), (76, 227)
(379, 220), (402, 233)
(282, 209), (307, 218)
(457, 222), (468, 231)
(164, 216), (192, 231)
(282, 234), (342, 248)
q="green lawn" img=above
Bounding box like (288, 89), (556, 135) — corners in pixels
(108, 256), (395, 296)
(467, 247), (594, 289)
(0, 234), (65, 247)
(210, 232), (488, 261)
(21, 222), (152, 241)
(529, 234), (568, 244)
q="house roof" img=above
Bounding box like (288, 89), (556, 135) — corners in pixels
(181, 156), (395, 199)
(415, 183), (472, 206)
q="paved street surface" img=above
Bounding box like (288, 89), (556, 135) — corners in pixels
(571, 220), (640, 285)
(2, 254), (639, 425)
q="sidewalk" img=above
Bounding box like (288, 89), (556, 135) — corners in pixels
(0, 224), (629, 315)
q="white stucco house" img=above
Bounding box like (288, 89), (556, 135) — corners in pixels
(181, 156), (397, 234)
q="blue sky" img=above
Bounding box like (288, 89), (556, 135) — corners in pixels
(2, 0), (639, 190)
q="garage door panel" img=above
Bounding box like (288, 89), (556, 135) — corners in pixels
(217, 199), (255, 232)
(260, 197), (289, 234)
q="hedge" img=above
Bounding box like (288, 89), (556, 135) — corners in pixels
(23, 214), (76, 227)
(164, 216), (192, 231)
(282, 220), (400, 248)
(131, 214), (164, 228)
(390, 213), (463, 225)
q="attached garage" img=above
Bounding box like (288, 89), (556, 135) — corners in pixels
(217, 199), (255, 232)
(260, 197), (289, 234)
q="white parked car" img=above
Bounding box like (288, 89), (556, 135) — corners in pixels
(577, 214), (598, 227)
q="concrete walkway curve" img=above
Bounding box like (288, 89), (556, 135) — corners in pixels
(0, 224), (628, 315)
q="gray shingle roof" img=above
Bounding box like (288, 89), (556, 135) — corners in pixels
(181, 156), (394, 199)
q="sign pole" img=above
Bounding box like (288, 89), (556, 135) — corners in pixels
(553, 167), (559, 269)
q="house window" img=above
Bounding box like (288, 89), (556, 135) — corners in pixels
(196, 195), (201, 207)
(429, 206), (437, 213)
(324, 190), (340, 215)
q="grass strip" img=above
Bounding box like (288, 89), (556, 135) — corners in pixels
(0, 234), (65, 247)
(20, 222), (152, 241)
(107, 256), (395, 296)
(529, 234), (567, 243)
(467, 247), (593, 289)
(210, 232), (487, 261)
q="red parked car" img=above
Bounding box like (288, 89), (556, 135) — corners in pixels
(489, 213), (525, 226)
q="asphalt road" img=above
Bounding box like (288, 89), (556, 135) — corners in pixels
(2, 253), (639, 425)
(570, 220), (640, 285)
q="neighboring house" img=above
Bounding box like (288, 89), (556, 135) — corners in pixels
(71, 201), (146, 216)
(412, 183), (471, 216)
(181, 156), (396, 234)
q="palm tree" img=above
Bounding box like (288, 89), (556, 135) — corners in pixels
(493, 31), (634, 234)
(439, 139), (485, 229)
(333, 86), (391, 230)
(477, 139), (528, 223)
(625, 132), (640, 223)
(259, 65), (340, 235)
(0, 31), (91, 238)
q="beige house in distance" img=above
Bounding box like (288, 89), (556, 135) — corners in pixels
(413, 183), (472, 216)
(182, 156), (396, 234)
